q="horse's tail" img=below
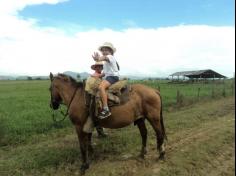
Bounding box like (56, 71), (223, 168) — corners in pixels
(156, 91), (168, 141)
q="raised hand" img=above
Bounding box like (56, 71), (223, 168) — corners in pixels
(92, 52), (100, 61)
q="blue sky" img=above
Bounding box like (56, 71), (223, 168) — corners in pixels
(20, 0), (235, 31)
(0, 0), (235, 77)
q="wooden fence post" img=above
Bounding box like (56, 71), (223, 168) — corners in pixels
(197, 87), (200, 100)
(211, 85), (215, 98)
(176, 89), (180, 104)
(222, 85), (226, 97)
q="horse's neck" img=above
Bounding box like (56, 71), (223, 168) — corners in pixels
(60, 84), (82, 107)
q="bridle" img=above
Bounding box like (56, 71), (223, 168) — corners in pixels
(50, 85), (79, 123)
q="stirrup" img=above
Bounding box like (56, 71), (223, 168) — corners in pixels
(98, 110), (111, 119)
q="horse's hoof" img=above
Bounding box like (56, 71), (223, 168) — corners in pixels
(80, 163), (89, 175)
(143, 148), (147, 155)
(139, 147), (147, 159)
(158, 152), (165, 161)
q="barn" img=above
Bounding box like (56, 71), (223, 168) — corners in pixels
(169, 69), (227, 82)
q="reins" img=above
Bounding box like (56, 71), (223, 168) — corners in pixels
(52, 87), (78, 123)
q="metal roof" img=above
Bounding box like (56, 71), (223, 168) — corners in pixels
(169, 69), (226, 78)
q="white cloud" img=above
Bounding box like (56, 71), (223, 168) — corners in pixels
(0, 1), (235, 77)
(0, 0), (68, 15)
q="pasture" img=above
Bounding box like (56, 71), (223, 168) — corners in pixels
(0, 79), (235, 176)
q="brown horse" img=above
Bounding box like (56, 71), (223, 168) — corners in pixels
(49, 73), (167, 174)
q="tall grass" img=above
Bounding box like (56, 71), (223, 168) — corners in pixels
(0, 80), (71, 146)
(0, 79), (234, 146)
(130, 79), (234, 107)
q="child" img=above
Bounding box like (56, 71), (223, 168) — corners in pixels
(92, 42), (119, 119)
(83, 61), (107, 137)
(90, 61), (104, 78)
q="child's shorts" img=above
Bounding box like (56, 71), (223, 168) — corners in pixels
(105, 76), (119, 84)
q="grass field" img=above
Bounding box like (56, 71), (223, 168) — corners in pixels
(131, 79), (234, 107)
(0, 79), (235, 175)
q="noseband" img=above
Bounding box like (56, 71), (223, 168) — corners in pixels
(51, 86), (79, 123)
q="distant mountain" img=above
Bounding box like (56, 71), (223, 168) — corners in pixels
(32, 76), (49, 80)
(63, 71), (90, 80)
(80, 72), (91, 79)
(16, 76), (29, 80)
(0, 75), (15, 80)
(0, 72), (90, 81)
(0, 72), (167, 81)
(16, 76), (49, 80)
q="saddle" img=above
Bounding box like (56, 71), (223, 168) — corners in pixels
(85, 76), (131, 116)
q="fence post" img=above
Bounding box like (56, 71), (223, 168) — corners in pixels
(197, 87), (200, 100)
(222, 85), (226, 97)
(176, 89), (180, 104)
(211, 85), (215, 98)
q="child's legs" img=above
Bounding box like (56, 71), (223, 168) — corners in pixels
(98, 80), (111, 108)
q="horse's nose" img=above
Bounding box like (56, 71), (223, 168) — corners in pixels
(50, 100), (60, 110)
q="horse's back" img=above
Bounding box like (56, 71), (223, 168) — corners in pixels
(131, 83), (160, 98)
(131, 84), (161, 112)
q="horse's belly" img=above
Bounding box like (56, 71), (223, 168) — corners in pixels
(99, 98), (142, 128)
(99, 112), (136, 129)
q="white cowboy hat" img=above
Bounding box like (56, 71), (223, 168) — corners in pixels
(98, 42), (116, 53)
(91, 61), (103, 70)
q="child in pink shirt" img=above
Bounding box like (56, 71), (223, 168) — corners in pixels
(91, 61), (104, 78)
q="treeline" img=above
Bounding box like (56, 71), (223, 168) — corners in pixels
(15, 76), (49, 80)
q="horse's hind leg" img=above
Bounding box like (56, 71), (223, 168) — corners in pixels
(135, 118), (147, 159)
(147, 117), (165, 160)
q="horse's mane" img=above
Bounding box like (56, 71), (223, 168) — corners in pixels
(57, 73), (84, 88)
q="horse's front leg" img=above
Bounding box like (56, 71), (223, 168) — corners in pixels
(75, 125), (90, 175)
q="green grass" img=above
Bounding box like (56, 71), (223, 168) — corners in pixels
(0, 79), (234, 146)
(130, 79), (234, 107)
(0, 80), (72, 146)
(0, 79), (234, 176)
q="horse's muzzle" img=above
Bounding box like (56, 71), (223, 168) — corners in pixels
(50, 100), (60, 110)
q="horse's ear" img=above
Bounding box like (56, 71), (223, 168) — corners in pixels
(49, 72), (53, 81)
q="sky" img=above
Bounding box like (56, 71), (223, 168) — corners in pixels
(0, 0), (235, 77)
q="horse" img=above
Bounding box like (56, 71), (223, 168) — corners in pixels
(49, 73), (167, 175)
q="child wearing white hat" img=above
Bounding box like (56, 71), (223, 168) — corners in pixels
(92, 42), (120, 119)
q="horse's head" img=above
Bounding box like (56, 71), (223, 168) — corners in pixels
(49, 72), (62, 110)
(49, 72), (84, 110)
